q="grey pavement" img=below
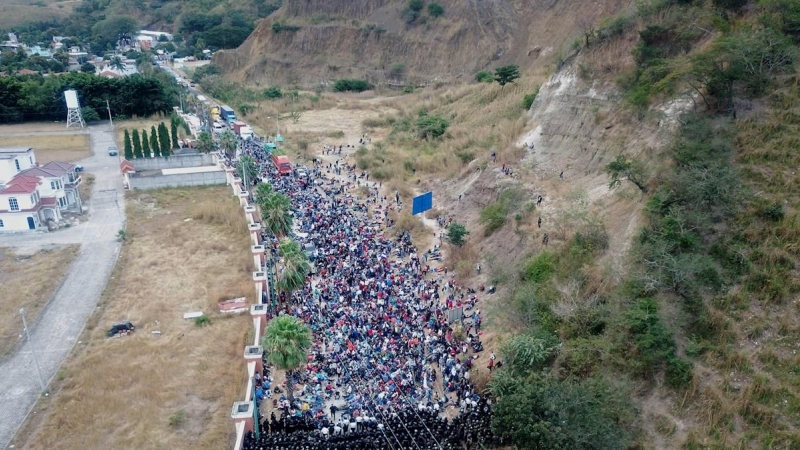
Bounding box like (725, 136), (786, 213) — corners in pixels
(0, 124), (126, 448)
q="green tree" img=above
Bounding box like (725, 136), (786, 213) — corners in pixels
(110, 56), (125, 72)
(132, 129), (143, 158)
(80, 62), (96, 73)
(196, 131), (215, 153)
(219, 129), (237, 159)
(256, 183), (274, 202)
(260, 315), (311, 402)
(494, 65), (521, 88)
(490, 374), (633, 450)
(123, 129), (134, 160)
(141, 129), (152, 158)
(81, 106), (100, 122)
(158, 122), (171, 157)
(331, 79), (373, 92)
(605, 155), (648, 192)
(150, 125), (159, 158)
(237, 155), (259, 184)
(276, 239), (311, 294)
(259, 192), (293, 237)
(446, 222), (469, 246)
(170, 121), (179, 148)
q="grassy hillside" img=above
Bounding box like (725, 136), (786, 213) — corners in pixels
(205, 0), (800, 447)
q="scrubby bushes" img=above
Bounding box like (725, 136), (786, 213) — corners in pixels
(332, 79), (373, 92)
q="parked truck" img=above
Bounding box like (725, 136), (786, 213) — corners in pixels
(232, 121), (253, 140)
(272, 154), (292, 176)
(210, 106), (220, 122)
(220, 105), (236, 124)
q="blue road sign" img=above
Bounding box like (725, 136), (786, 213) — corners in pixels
(412, 192), (433, 215)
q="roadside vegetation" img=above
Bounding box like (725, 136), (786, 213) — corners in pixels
(484, 0), (800, 447)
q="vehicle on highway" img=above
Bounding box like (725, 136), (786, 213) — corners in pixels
(108, 146), (118, 156)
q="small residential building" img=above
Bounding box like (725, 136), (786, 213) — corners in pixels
(0, 148), (82, 232)
(139, 30), (173, 41)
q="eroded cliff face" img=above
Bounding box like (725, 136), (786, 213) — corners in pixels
(214, 0), (630, 86)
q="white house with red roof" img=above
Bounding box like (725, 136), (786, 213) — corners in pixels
(0, 147), (82, 232)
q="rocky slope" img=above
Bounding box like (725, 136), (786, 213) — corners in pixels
(214, 0), (630, 85)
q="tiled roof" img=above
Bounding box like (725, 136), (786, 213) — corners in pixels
(0, 180), (38, 194)
(40, 197), (57, 207)
(18, 166), (63, 178)
(120, 160), (135, 174)
(42, 161), (75, 173)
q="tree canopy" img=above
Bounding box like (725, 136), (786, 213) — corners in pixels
(494, 65), (521, 87)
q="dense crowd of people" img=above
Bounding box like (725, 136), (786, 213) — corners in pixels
(234, 135), (494, 449)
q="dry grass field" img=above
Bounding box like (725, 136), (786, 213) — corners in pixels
(0, 134), (91, 164)
(11, 187), (253, 450)
(0, 0), (75, 29)
(0, 245), (79, 359)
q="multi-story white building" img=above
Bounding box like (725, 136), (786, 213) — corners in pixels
(0, 147), (82, 232)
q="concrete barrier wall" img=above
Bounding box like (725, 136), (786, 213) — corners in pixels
(132, 153), (213, 171)
(129, 171), (227, 190)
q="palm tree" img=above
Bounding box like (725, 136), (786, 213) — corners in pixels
(195, 131), (215, 153)
(219, 129), (237, 159)
(259, 192), (293, 237)
(261, 315), (311, 403)
(237, 155), (259, 185)
(110, 56), (125, 72)
(256, 183), (274, 202)
(276, 239), (311, 293)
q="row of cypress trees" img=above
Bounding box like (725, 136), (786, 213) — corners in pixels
(122, 121), (181, 159)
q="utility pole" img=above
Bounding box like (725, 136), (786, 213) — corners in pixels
(20, 309), (47, 396)
(106, 99), (121, 163)
(106, 99), (113, 129)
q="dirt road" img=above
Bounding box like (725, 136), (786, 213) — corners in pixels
(0, 124), (126, 447)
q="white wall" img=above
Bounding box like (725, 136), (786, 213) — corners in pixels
(0, 150), (36, 184)
(0, 212), (40, 231)
(0, 193), (36, 211)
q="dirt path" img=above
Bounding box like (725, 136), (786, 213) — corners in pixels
(0, 124), (126, 448)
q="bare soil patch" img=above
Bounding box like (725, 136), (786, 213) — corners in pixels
(12, 187), (253, 450)
(0, 245), (79, 358)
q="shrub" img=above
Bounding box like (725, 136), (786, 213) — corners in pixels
(408, 0), (424, 12)
(403, 84), (414, 93)
(522, 85), (541, 110)
(501, 331), (560, 374)
(332, 79), (373, 92)
(521, 252), (557, 284)
(475, 70), (494, 83)
(263, 86), (282, 99)
(427, 2), (444, 17)
(195, 315), (211, 327)
(168, 410), (186, 427)
(762, 203), (785, 222)
(665, 357), (694, 388)
(479, 201), (508, 235)
(416, 113), (449, 139)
